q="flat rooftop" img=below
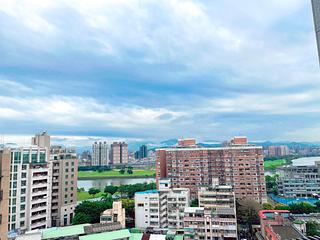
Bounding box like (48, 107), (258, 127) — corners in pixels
(271, 225), (303, 240)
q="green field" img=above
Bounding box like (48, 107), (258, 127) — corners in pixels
(264, 159), (286, 170)
(78, 169), (156, 179)
(77, 191), (104, 201)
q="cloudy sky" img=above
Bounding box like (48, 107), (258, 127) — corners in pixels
(0, 0), (319, 143)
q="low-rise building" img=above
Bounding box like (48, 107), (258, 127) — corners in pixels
(278, 162), (320, 197)
(258, 210), (305, 240)
(100, 201), (126, 228)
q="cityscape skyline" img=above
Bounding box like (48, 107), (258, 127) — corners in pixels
(0, 1), (319, 141)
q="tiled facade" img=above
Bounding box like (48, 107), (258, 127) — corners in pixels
(50, 146), (78, 227)
(156, 137), (267, 203)
(110, 142), (128, 165)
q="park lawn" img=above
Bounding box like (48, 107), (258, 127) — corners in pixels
(77, 191), (104, 201)
(78, 169), (156, 179)
(264, 159), (286, 170)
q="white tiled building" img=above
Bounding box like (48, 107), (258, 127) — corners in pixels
(7, 147), (52, 232)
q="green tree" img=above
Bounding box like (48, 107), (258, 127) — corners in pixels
(275, 204), (290, 210)
(88, 187), (100, 196)
(101, 193), (113, 202)
(104, 185), (118, 195)
(119, 168), (125, 174)
(236, 198), (262, 234)
(307, 221), (320, 236)
(73, 200), (113, 224)
(72, 212), (91, 224)
(127, 169), (133, 174)
(289, 202), (316, 214)
(262, 203), (273, 210)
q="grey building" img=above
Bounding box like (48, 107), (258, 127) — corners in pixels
(278, 162), (320, 197)
(92, 142), (109, 166)
(312, 0), (320, 63)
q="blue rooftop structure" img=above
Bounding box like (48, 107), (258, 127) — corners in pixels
(135, 189), (159, 194)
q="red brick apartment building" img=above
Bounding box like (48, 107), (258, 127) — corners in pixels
(156, 137), (267, 203)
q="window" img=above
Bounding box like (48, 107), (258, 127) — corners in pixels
(22, 165), (27, 170)
(21, 172), (26, 178)
(31, 152), (37, 163)
(40, 153), (46, 162)
(12, 190), (17, 197)
(21, 197), (25, 203)
(20, 205), (25, 211)
(13, 165), (18, 172)
(14, 152), (21, 163)
(20, 213), (25, 218)
(21, 180), (26, 187)
(20, 221), (25, 227)
(23, 153), (29, 163)
(12, 182), (17, 188)
(11, 206), (16, 213)
(21, 188), (26, 194)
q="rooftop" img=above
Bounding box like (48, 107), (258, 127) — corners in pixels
(271, 225), (304, 240)
(42, 224), (90, 239)
(135, 189), (159, 194)
(79, 229), (131, 240)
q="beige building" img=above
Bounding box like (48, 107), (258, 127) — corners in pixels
(31, 132), (50, 149)
(50, 146), (78, 227)
(0, 149), (11, 240)
(100, 201), (126, 228)
(110, 142), (128, 165)
(184, 182), (237, 240)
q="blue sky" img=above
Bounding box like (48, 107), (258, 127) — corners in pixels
(0, 0), (319, 143)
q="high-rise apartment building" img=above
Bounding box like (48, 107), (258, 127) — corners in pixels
(312, 0), (320, 63)
(31, 131), (50, 149)
(0, 149), (11, 240)
(92, 142), (109, 166)
(6, 147), (52, 233)
(156, 137), (267, 203)
(267, 145), (289, 157)
(110, 142), (128, 165)
(50, 146), (78, 227)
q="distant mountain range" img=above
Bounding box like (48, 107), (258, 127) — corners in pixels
(74, 139), (320, 154)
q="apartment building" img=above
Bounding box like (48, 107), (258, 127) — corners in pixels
(0, 148), (11, 240)
(134, 187), (190, 230)
(278, 162), (320, 197)
(6, 147), (52, 234)
(267, 146), (289, 157)
(92, 142), (109, 166)
(184, 206), (237, 240)
(183, 182), (237, 240)
(156, 137), (267, 203)
(110, 142), (128, 165)
(50, 146), (78, 227)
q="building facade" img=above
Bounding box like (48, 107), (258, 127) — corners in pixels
(134, 187), (190, 230)
(50, 146), (78, 227)
(156, 137), (267, 203)
(278, 162), (320, 197)
(7, 147), (52, 233)
(110, 142), (128, 165)
(92, 142), (109, 166)
(31, 132), (50, 150)
(100, 201), (126, 228)
(267, 146), (289, 157)
(0, 148), (11, 240)
(312, 0), (320, 64)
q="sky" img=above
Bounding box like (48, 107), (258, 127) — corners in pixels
(0, 0), (319, 144)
